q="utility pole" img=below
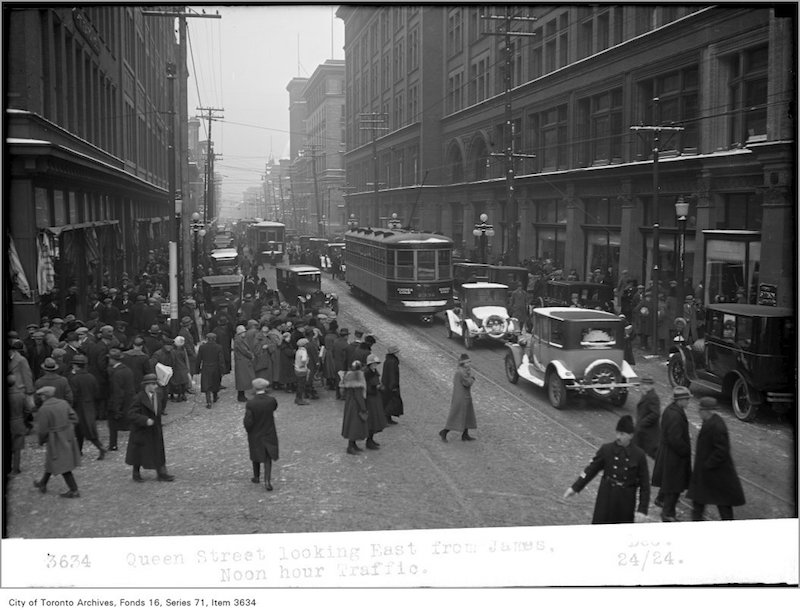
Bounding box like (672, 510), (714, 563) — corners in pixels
(278, 173), (287, 224)
(302, 145), (324, 237)
(482, 8), (537, 265)
(631, 98), (684, 355)
(359, 112), (388, 226)
(142, 9), (220, 330)
(197, 107), (224, 224)
(263, 163), (270, 219)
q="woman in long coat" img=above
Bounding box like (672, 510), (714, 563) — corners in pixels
(170, 336), (192, 401)
(33, 386), (81, 497)
(195, 333), (225, 408)
(687, 399), (745, 520)
(341, 361), (369, 454)
(364, 354), (388, 449)
(233, 325), (255, 402)
(266, 328), (283, 389)
(252, 325), (273, 382)
(322, 320), (339, 390)
(277, 333), (296, 392)
(440, 354), (477, 442)
(243, 378), (279, 491)
(380, 345), (404, 423)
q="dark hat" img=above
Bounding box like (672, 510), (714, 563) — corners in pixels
(386, 344), (400, 355)
(52, 318), (64, 324)
(181, 316), (192, 325)
(639, 376), (654, 385)
(108, 348), (122, 360)
(115, 319), (128, 326)
(672, 386), (691, 400)
(206, 332), (217, 341)
(73, 354), (88, 365)
(41, 357), (58, 371)
(364, 335), (376, 346)
(26, 323), (38, 330)
(141, 373), (158, 385)
(149, 324), (162, 335)
(354, 330), (364, 338)
(698, 397), (718, 410)
(11, 339), (25, 350)
(458, 353), (471, 364)
(338, 327), (349, 336)
(616, 415), (635, 434)
(136, 295), (146, 302)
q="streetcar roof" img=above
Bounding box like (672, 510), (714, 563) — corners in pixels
(251, 221), (285, 228)
(462, 282), (508, 289)
(201, 274), (243, 286)
(533, 307), (622, 322)
(345, 228), (453, 245)
(210, 248), (238, 259)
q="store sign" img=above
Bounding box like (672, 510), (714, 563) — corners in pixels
(757, 283), (777, 307)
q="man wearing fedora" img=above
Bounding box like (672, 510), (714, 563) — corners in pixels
(440, 354), (477, 442)
(381, 344), (403, 425)
(243, 378), (279, 491)
(33, 386), (81, 498)
(687, 397), (745, 520)
(35, 357), (73, 405)
(652, 385), (693, 521)
(633, 376), (660, 460)
(107, 348), (135, 451)
(332, 327), (350, 400)
(564, 415), (650, 524)
(66, 354), (106, 460)
(126, 373), (174, 482)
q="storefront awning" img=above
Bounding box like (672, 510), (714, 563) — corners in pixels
(44, 220), (119, 236)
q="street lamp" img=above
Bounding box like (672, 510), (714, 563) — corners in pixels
(347, 213), (359, 230)
(674, 196), (690, 311)
(387, 212), (402, 230)
(472, 213), (495, 264)
(190, 212), (207, 281)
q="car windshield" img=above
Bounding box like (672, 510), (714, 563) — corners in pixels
(467, 288), (507, 307)
(580, 326), (616, 347)
(296, 275), (320, 293)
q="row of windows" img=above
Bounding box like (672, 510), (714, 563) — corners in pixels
(346, 243), (452, 281)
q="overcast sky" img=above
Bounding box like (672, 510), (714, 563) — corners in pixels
(186, 4), (344, 204)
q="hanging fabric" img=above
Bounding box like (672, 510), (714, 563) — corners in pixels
(37, 232), (55, 295)
(8, 235), (31, 297)
(85, 226), (101, 267)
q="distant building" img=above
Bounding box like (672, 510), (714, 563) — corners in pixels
(337, 5), (794, 307)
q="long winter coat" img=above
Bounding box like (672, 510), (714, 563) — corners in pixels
(341, 370), (369, 441)
(278, 341), (296, 386)
(445, 364), (477, 430)
(365, 366), (388, 434)
(651, 401), (692, 493)
(332, 335), (350, 374)
(36, 396), (81, 475)
(380, 353), (404, 417)
(9, 351), (34, 395)
(243, 392), (279, 462)
(266, 329), (283, 384)
(8, 385), (28, 450)
(233, 333), (256, 391)
(212, 323), (233, 374)
(67, 369), (100, 440)
(196, 340), (225, 393)
(120, 349), (152, 387)
(107, 362), (135, 431)
(570, 440), (651, 524)
(252, 330), (272, 379)
(687, 413), (745, 507)
(125, 389), (167, 470)
(322, 330), (338, 379)
(34, 371), (73, 404)
(633, 389), (661, 459)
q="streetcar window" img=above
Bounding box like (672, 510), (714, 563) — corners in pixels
(438, 250), (452, 279)
(396, 250), (414, 279)
(418, 251), (435, 280)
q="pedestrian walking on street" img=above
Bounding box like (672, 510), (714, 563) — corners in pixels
(293, 338), (311, 405)
(440, 354), (477, 442)
(322, 320), (339, 391)
(341, 361), (369, 455)
(196, 332), (225, 409)
(125, 373), (175, 483)
(687, 397), (745, 521)
(632, 376), (660, 459)
(32, 386), (81, 498)
(106, 348), (134, 452)
(243, 378), (279, 491)
(381, 344), (404, 424)
(364, 354), (388, 449)
(170, 336), (192, 402)
(332, 327), (350, 399)
(563, 415), (650, 524)
(35, 357), (73, 404)
(66, 354), (106, 460)
(8, 375), (30, 475)
(278, 332), (297, 393)
(651, 385), (693, 521)
(234, 325), (256, 403)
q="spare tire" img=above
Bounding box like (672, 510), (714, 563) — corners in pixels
(584, 361), (622, 400)
(483, 314), (508, 339)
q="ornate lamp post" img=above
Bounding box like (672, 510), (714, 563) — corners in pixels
(190, 212), (206, 281)
(387, 212), (402, 230)
(674, 196), (690, 310)
(472, 213), (495, 264)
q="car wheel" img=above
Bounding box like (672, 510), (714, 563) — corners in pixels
(546, 371), (567, 409)
(667, 353), (689, 387)
(505, 353), (519, 384)
(731, 376), (759, 422)
(609, 389), (628, 407)
(585, 362), (622, 400)
(463, 325), (473, 350)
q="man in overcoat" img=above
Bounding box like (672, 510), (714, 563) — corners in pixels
(33, 386), (81, 498)
(687, 397), (745, 520)
(632, 376), (660, 459)
(196, 332), (225, 408)
(381, 345), (404, 424)
(440, 354), (477, 442)
(107, 348), (135, 451)
(332, 327), (350, 399)
(35, 357), (74, 404)
(66, 354), (106, 460)
(125, 373), (174, 482)
(243, 378), (279, 491)
(233, 325), (256, 402)
(651, 385), (693, 521)
(564, 415), (650, 524)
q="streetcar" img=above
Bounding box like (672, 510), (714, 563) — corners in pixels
(344, 227), (454, 324)
(246, 220), (286, 266)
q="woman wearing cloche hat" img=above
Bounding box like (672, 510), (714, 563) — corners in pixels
(364, 353), (388, 449)
(381, 344), (404, 424)
(440, 354), (477, 442)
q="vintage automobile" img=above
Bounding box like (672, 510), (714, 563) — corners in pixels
(531, 280), (615, 312)
(200, 274), (244, 319)
(452, 262), (490, 303)
(275, 264), (331, 312)
(445, 282), (521, 349)
(209, 247), (239, 275)
(488, 265), (529, 291)
(667, 303), (795, 422)
(505, 307), (638, 408)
